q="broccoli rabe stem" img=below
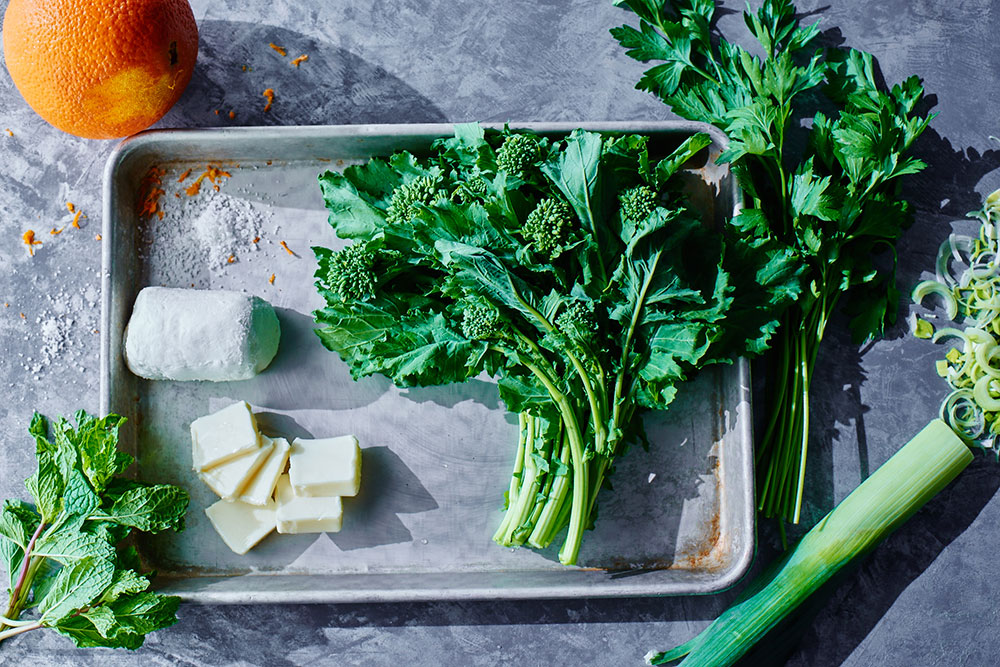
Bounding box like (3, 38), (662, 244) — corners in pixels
(493, 413), (530, 543)
(512, 290), (610, 457)
(494, 413), (545, 545)
(527, 432), (572, 549)
(516, 358), (590, 566)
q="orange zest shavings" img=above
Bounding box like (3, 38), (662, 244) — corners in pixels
(22, 230), (41, 256)
(268, 42), (287, 56)
(185, 164), (233, 197)
(269, 273), (276, 284)
(262, 88), (275, 113)
(4, 129), (12, 137)
(291, 54), (309, 67)
(227, 254), (236, 264)
(228, 110), (236, 120)
(279, 240), (295, 256)
(252, 236), (260, 244)
(178, 168), (192, 182)
(50, 227), (63, 235)
(95, 234), (102, 241)
(65, 201), (85, 228)
(137, 166), (166, 219)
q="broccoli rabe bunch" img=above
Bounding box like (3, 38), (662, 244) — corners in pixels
(313, 125), (738, 565)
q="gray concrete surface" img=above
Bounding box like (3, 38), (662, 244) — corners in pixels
(2, 0), (999, 664)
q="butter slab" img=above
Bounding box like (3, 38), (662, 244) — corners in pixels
(287, 435), (361, 497)
(205, 498), (276, 555)
(191, 401), (261, 471)
(275, 474), (343, 534)
(239, 435), (291, 506)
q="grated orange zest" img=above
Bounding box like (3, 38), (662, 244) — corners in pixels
(268, 42), (287, 56)
(137, 166), (166, 218)
(269, 273), (275, 284)
(262, 88), (275, 112)
(291, 54), (309, 67)
(22, 230), (41, 256)
(279, 240), (294, 255)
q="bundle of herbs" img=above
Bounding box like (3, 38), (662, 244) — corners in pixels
(612, 0), (934, 524)
(311, 124), (770, 564)
(0, 411), (188, 649)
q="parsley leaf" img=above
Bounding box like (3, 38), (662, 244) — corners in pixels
(613, 0), (933, 523)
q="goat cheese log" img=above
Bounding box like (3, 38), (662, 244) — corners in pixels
(124, 287), (281, 381)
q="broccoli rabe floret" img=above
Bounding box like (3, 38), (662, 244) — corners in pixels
(555, 299), (598, 344)
(461, 302), (503, 340)
(618, 185), (658, 222)
(522, 198), (572, 260)
(326, 243), (399, 302)
(454, 176), (489, 203)
(496, 134), (538, 177)
(386, 176), (440, 224)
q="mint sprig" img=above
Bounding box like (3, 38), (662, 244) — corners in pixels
(0, 411), (188, 649)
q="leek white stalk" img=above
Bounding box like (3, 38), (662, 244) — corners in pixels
(646, 419), (972, 666)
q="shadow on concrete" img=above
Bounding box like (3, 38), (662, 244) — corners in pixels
(161, 20), (448, 128)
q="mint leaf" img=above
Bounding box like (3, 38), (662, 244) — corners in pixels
(98, 482), (188, 533)
(38, 555), (115, 624)
(33, 528), (116, 567)
(70, 411), (131, 495)
(99, 568), (151, 605)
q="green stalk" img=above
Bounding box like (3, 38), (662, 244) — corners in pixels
(497, 414), (544, 545)
(515, 357), (589, 565)
(647, 419), (972, 666)
(528, 431), (572, 548)
(493, 413), (531, 544)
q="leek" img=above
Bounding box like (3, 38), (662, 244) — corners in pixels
(646, 419), (972, 666)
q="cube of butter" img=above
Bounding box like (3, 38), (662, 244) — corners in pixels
(199, 439), (275, 500)
(288, 435), (361, 497)
(191, 401), (261, 471)
(275, 474), (343, 534)
(239, 436), (291, 506)
(205, 498), (276, 555)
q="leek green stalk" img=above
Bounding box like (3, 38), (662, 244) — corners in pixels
(647, 419), (972, 666)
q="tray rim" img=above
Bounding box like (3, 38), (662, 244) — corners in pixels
(99, 121), (755, 603)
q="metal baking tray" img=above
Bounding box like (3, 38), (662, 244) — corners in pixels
(100, 122), (753, 603)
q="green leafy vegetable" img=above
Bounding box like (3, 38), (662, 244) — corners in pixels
(612, 0), (933, 523)
(313, 124), (751, 564)
(0, 411), (188, 649)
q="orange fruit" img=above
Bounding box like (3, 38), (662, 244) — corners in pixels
(2, 0), (198, 139)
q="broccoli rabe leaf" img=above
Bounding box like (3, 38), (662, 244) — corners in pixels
(313, 124), (750, 565)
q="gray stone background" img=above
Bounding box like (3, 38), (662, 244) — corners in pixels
(2, 0), (999, 664)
